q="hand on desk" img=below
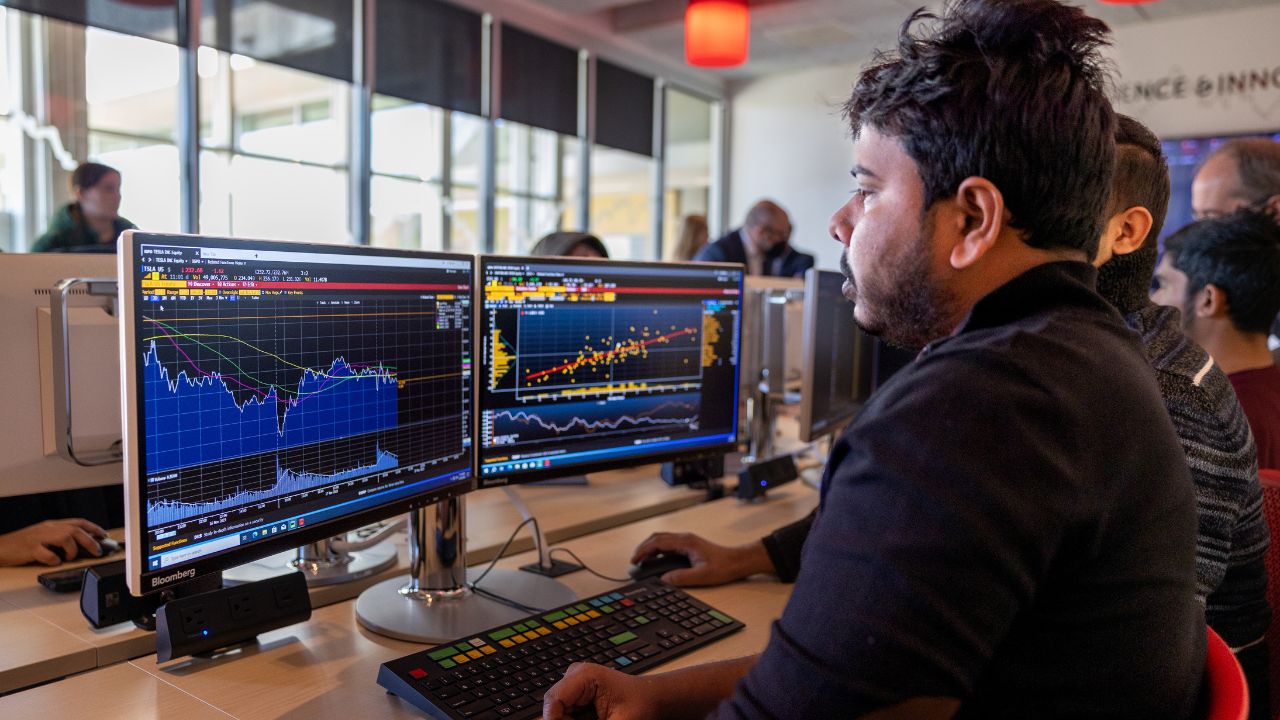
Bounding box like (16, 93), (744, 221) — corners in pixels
(630, 533), (774, 587)
(0, 518), (107, 566)
(541, 663), (661, 720)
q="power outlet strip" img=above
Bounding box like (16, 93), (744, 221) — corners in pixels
(155, 571), (311, 662)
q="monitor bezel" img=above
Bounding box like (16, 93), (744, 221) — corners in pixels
(475, 254), (745, 488)
(798, 268), (863, 443)
(120, 230), (477, 596)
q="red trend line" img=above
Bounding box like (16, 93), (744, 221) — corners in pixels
(524, 327), (696, 382)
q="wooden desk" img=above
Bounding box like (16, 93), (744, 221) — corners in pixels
(0, 662), (229, 718)
(0, 465), (705, 693)
(28, 485), (815, 718)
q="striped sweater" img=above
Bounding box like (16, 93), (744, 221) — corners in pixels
(1126, 302), (1270, 647)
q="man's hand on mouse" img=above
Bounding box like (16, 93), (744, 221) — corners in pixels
(629, 532), (775, 587)
(0, 518), (108, 567)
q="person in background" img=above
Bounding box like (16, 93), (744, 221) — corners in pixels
(1154, 209), (1280, 469)
(529, 231), (609, 259)
(694, 200), (814, 277)
(1192, 138), (1280, 221)
(672, 214), (708, 261)
(31, 162), (135, 252)
(545, 0), (1204, 717)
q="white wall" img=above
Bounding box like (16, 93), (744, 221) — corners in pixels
(1109, 4), (1280, 138)
(727, 63), (860, 271)
(726, 4), (1280, 271)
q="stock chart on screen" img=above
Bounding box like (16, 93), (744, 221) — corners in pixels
(478, 257), (742, 485)
(128, 238), (473, 574)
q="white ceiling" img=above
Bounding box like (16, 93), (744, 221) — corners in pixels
(527, 0), (1280, 82)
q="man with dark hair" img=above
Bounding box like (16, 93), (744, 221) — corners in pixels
(1192, 137), (1280, 221)
(544, 2), (1203, 718)
(694, 200), (814, 277)
(1097, 117), (1269, 718)
(1156, 210), (1280, 469)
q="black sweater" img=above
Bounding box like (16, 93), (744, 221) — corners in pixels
(717, 262), (1203, 719)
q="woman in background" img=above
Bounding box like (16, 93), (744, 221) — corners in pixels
(530, 231), (609, 259)
(32, 162), (135, 252)
(672, 214), (708, 261)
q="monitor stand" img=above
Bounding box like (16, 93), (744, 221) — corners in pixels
(222, 535), (398, 587)
(355, 495), (577, 643)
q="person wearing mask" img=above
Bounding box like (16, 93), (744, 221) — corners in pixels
(672, 214), (709, 261)
(529, 231), (609, 259)
(694, 200), (814, 277)
(544, 1), (1203, 717)
(31, 162), (135, 252)
(1153, 209), (1280, 470)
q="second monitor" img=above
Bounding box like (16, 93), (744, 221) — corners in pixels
(477, 257), (744, 486)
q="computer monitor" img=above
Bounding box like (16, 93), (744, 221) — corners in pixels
(740, 276), (804, 401)
(798, 269), (871, 443)
(476, 256), (744, 486)
(798, 269), (917, 443)
(118, 232), (475, 596)
(0, 254), (122, 497)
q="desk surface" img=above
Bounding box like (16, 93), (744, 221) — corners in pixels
(0, 483), (817, 717)
(0, 465), (704, 694)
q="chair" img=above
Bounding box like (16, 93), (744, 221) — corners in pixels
(1205, 625), (1250, 720)
(1258, 468), (1280, 719)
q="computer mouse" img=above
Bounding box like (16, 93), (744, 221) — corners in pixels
(628, 551), (693, 581)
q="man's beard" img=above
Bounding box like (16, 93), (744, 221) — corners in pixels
(1094, 243), (1158, 316)
(839, 217), (959, 351)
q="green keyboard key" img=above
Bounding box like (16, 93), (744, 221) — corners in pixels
(514, 623), (529, 632)
(488, 627), (516, 641)
(708, 610), (734, 625)
(438, 659), (457, 669)
(609, 631), (638, 646)
(574, 603), (591, 613)
(543, 610), (568, 622)
(526, 619), (541, 628)
(428, 647), (456, 662)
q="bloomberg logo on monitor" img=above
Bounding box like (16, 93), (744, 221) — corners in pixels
(150, 567), (197, 590)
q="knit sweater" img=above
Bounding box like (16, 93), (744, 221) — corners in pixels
(1126, 302), (1270, 646)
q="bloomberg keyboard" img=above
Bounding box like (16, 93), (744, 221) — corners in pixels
(378, 580), (744, 719)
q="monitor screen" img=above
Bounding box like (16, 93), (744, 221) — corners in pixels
(119, 232), (474, 594)
(798, 269), (870, 442)
(477, 257), (743, 486)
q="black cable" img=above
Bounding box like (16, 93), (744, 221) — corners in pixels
(466, 516), (552, 614)
(548, 547), (632, 583)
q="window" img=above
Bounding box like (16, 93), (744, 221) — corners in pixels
(198, 46), (352, 243)
(0, 9), (180, 250)
(493, 120), (581, 255)
(663, 88), (715, 260)
(590, 146), (653, 260)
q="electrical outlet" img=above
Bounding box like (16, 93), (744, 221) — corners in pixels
(273, 584), (298, 610)
(179, 605), (206, 636)
(228, 592), (254, 621)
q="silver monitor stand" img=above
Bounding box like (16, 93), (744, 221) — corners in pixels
(354, 495), (576, 643)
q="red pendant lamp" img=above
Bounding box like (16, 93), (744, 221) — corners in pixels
(685, 0), (750, 68)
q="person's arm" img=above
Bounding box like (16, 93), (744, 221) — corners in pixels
(759, 509), (816, 583)
(0, 518), (107, 566)
(630, 533), (775, 586)
(542, 655), (756, 720)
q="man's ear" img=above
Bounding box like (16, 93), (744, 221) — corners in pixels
(1110, 206), (1154, 256)
(948, 177), (1004, 270)
(1194, 283), (1230, 319)
(1263, 194), (1280, 222)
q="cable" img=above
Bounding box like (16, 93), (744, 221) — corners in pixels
(548, 547), (632, 583)
(465, 516), (550, 614)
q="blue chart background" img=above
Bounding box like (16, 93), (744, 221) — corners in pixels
(492, 392), (700, 446)
(142, 341), (398, 474)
